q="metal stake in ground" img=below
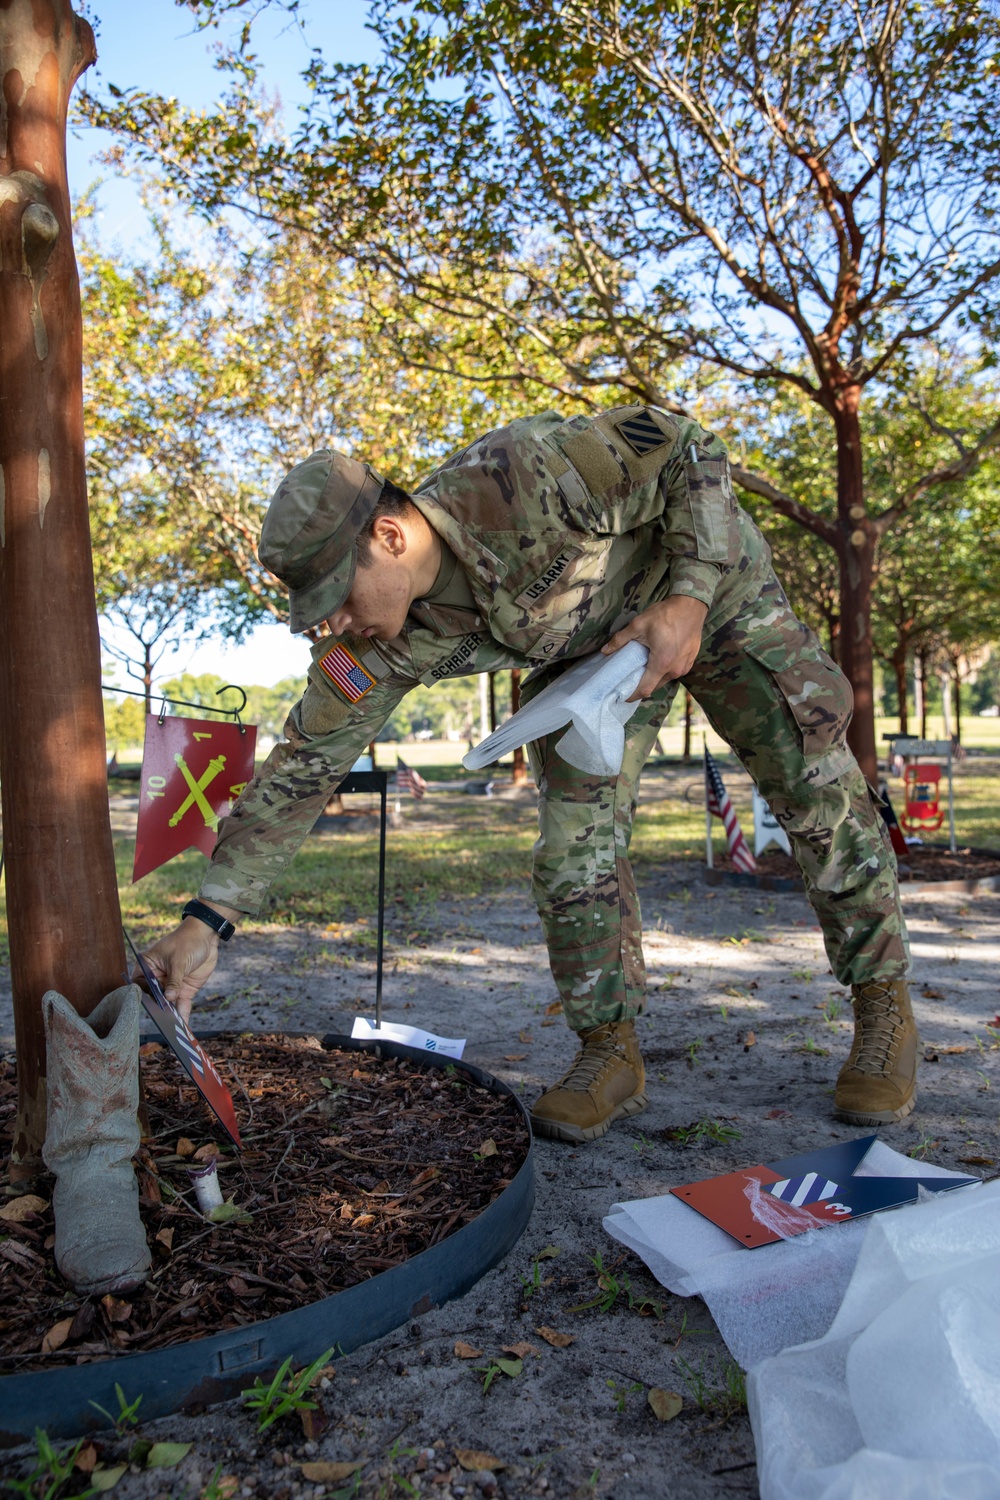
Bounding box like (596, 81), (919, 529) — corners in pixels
(0, 1), (127, 1175)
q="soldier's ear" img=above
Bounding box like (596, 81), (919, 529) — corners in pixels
(369, 514), (409, 559)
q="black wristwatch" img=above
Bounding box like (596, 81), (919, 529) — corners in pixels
(182, 899), (236, 942)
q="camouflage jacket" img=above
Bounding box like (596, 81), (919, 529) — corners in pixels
(200, 405), (774, 915)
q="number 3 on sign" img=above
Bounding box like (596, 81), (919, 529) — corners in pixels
(824, 1201), (852, 1217)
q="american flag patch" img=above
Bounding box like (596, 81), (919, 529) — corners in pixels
(318, 644), (376, 702)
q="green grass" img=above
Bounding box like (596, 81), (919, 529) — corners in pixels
(2, 738), (999, 959)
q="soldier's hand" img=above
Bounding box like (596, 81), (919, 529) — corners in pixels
(134, 916), (233, 1024)
(602, 595), (709, 700)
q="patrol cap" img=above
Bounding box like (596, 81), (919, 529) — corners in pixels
(258, 449), (384, 633)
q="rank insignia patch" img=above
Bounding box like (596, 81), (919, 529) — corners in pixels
(616, 409), (670, 456)
(318, 644), (376, 702)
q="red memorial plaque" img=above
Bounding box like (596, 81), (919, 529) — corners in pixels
(133, 715), (257, 882)
(127, 935), (241, 1147)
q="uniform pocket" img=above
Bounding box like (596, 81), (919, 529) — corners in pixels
(742, 628), (854, 762)
(685, 456), (738, 564)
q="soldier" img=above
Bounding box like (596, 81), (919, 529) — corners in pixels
(140, 406), (917, 1143)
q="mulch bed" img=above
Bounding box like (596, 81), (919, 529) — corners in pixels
(0, 1035), (529, 1375)
(714, 844), (1000, 884)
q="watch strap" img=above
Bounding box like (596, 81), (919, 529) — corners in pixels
(182, 899), (236, 942)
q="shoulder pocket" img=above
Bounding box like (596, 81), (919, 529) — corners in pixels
(685, 456), (739, 564)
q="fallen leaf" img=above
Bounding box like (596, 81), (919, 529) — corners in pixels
(90, 1465), (127, 1492)
(154, 1227), (174, 1253)
(455, 1450), (505, 1472)
(541, 1018), (558, 1027)
(470, 947), (482, 954)
(648, 1388), (683, 1422)
(922, 987), (945, 1000)
(476, 1139), (498, 1158)
(201, 1476), (238, 1499)
(544, 1001), (562, 1015)
(74, 1444), (98, 1474)
(519, 1029), (533, 1043)
(300, 1401), (329, 1441)
(534, 1245), (561, 1260)
(410, 1166), (439, 1188)
(352, 1213), (376, 1229)
(503, 1054), (527, 1062)
(301, 1461), (366, 1483)
(146, 1441), (192, 1468)
(40, 1317), (74, 1354)
(935, 1045), (969, 1055)
(193, 1143), (221, 1162)
(0, 1194), (48, 1222)
(501, 1341), (539, 1359)
(175, 1137), (197, 1158)
(454, 1341), (484, 1359)
(207, 1198), (252, 1225)
(744, 1030), (757, 1049)
(495, 1356), (522, 1378)
(68, 1302), (96, 1341)
(100, 1296), (132, 1325)
(535, 1326), (574, 1348)
(766, 1108), (789, 1119)
(958, 1155), (996, 1166)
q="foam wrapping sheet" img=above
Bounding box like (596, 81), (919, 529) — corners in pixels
(463, 642), (648, 777)
(603, 1148), (997, 1498)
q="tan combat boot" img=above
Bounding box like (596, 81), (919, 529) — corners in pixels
(531, 1020), (647, 1143)
(834, 978), (919, 1125)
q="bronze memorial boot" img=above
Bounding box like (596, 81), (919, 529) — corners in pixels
(531, 1019), (647, 1143)
(834, 978), (919, 1125)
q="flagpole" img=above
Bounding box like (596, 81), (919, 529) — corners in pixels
(703, 735), (713, 869)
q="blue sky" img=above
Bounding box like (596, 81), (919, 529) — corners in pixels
(80, 0), (379, 689)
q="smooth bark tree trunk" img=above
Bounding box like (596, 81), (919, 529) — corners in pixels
(509, 669), (527, 785)
(953, 664), (962, 746)
(894, 652), (909, 736)
(682, 690), (692, 762)
(833, 398), (878, 783)
(0, 0), (125, 1176)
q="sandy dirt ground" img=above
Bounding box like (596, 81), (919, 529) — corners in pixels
(2, 768), (999, 1499)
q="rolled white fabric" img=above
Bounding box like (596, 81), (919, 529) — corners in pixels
(463, 641), (649, 777)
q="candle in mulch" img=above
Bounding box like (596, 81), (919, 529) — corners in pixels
(188, 1160), (224, 1215)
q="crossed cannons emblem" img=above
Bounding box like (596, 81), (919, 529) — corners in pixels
(168, 752), (227, 832)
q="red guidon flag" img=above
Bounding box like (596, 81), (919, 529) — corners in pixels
(132, 715), (257, 882)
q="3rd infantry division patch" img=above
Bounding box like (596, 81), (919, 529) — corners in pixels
(616, 409), (670, 456)
(318, 644), (376, 702)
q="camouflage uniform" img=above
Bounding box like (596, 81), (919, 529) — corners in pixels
(200, 405), (909, 1032)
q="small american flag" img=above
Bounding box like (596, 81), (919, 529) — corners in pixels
(705, 747), (757, 873)
(396, 757), (427, 800)
(318, 644), (375, 702)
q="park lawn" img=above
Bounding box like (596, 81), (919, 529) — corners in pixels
(0, 752), (998, 964)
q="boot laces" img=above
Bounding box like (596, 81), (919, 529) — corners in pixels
(853, 982), (903, 1075)
(557, 1031), (622, 1093)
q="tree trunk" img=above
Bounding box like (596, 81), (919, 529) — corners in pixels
(833, 397), (878, 783)
(918, 651), (928, 740)
(510, 669), (527, 785)
(953, 663), (962, 745)
(0, 0), (125, 1176)
(143, 642), (152, 715)
(682, 689), (692, 763)
(894, 652), (909, 736)
(488, 671), (497, 734)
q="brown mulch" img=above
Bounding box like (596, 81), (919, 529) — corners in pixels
(714, 844), (1000, 884)
(0, 1035), (529, 1375)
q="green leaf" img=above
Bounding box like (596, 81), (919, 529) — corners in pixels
(208, 1197), (253, 1224)
(90, 1465), (129, 1491)
(495, 1357), (522, 1378)
(146, 1441), (193, 1468)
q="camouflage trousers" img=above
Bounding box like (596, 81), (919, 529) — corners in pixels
(525, 578), (910, 1033)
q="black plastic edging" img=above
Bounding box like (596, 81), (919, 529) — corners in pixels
(0, 1035), (534, 1446)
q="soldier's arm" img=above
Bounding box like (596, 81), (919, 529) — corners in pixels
(138, 648), (414, 1017)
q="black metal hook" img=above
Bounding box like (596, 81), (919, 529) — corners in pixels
(104, 682), (249, 729)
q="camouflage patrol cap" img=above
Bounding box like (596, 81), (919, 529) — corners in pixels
(258, 449), (384, 633)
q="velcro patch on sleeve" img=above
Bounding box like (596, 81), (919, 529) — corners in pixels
(317, 643), (376, 702)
